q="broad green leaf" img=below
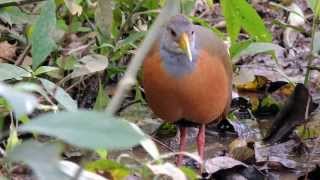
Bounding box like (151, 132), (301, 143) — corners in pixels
(40, 78), (77, 111)
(0, 6), (34, 26)
(0, 63), (31, 81)
(0, 83), (38, 118)
(220, 0), (241, 43)
(70, 54), (108, 78)
(31, 0), (57, 69)
(232, 42), (283, 61)
(85, 159), (130, 180)
(229, 39), (253, 58)
(19, 111), (146, 150)
(6, 141), (68, 180)
(94, 81), (109, 111)
(14, 82), (53, 106)
(34, 66), (60, 76)
(221, 0), (271, 43)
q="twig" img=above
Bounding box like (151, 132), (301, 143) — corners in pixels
(105, 0), (180, 114)
(116, 99), (142, 114)
(0, 0), (45, 8)
(15, 44), (31, 66)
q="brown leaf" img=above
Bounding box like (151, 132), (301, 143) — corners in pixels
(0, 41), (16, 61)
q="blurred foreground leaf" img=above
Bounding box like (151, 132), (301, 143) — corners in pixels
(85, 159), (130, 180)
(0, 63), (31, 81)
(20, 111), (146, 150)
(7, 140), (68, 180)
(40, 78), (77, 111)
(0, 83), (38, 118)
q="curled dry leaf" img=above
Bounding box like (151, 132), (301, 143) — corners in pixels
(205, 156), (247, 174)
(59, 160), (107, 180)
(70, 54), (108, 78)
(64, 0), (83, 16)
(147, 162), (187, 180)
(255, 140), (298, 169)
(0, 41), (16, 61)
(283, 3), (305, 47)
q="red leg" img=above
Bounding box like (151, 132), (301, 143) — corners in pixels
(177, 127), (187, 166)
(197, 124), (205, 162)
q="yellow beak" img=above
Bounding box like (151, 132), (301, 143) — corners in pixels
(179, 32), (193, 62)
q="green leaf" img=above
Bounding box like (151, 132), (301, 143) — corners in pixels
(0, 6), (34, 26)
(6, 125), (21, 152)
(6, 140), (68, 180)
(0, 83), (38, 118)
(0, 63), (31, 81)
(116, 32), (146, 50)
(220, 0), (241, 43)
(34, 66), (60, 76)
(221, 0), (272, 43)
(180, 0), (196, 15)
(31, 0), (57, 69)
(40, 78), (77, 111)
(96, 148), (108, 159)
(94, 81), (109, 111)
(14, 82), (53, 106)
(19, 111), (146, 150)
(56, 55), (77, 70)
(232, 42), (283, 62)
(85, 159), (130, 180)
(180, 166), (198, 180)
(229, 39), (253, 58)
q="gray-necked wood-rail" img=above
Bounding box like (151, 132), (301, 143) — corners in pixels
(142, 15), (232, 166)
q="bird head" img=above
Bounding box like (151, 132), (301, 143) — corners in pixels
(162, 15), (195, 62)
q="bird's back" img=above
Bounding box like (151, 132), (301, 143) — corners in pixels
(142, 25), (232, 124)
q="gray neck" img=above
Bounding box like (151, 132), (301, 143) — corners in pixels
(159, 38), (199, 78)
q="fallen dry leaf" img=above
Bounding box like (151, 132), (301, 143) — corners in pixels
(0, 41), (16, 61)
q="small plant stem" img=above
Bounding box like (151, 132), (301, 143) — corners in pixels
(304, 1), (320, 86)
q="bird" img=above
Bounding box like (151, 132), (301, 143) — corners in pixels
(142, 15), (232, 166)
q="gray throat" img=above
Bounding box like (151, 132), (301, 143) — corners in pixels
(159, 43), (199, 78)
